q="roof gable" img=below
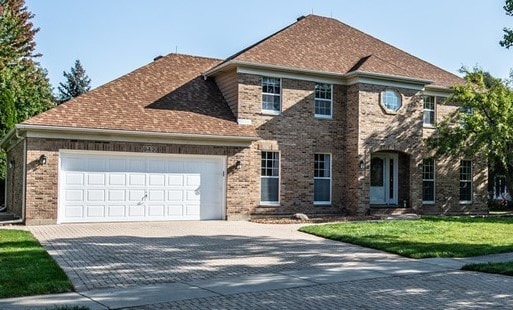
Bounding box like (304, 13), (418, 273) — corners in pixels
(227, 15), (463, 88)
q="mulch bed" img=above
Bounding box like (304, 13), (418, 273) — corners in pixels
(250, 215), (385, 224)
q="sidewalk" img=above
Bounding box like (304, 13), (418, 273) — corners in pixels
(2, 253), (513, 309)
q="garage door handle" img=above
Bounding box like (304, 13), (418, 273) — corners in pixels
(137, 192), (148, 205)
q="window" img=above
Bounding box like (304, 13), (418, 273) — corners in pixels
(314, 153), (331, 204)
(423, 96), (435, 127)
(261, 151), (279, 204)
(381, 89), (402, 112)
(422, 159), (435, 203)
(262, 77), (281, 114)
(460, 160), (472, 203)
(314, 83), (332, 118)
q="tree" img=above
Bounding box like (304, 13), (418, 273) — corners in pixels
(500, 0), (513, 48)
(57, 59), (91, 103)
(0, 0), (54, 179)
(428, 68), (513, 194)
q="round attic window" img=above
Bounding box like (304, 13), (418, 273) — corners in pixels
(380, 89), (402, 112)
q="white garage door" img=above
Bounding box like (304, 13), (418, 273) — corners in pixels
(58, 151), (226, 223)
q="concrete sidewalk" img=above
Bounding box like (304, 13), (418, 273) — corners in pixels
(1, 254), (513, 309)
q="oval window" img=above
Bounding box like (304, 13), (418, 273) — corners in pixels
(381, 89), (402, 112)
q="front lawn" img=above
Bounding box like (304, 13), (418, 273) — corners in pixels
(462, 261), (513, 276)
(0, 229), (73, 298)
(299, 216), (513, 258)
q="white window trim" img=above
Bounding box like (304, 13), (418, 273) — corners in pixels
(380, 89), (402, 114)
(260, 151), (280, 206)
(422, 158), (435, 204)
(459, 160), (473, 204)
(314, 83), (333, 119)
(261, 77), (282, 115)
(423, 96), (436, 128)
(314, 153), (332, 205)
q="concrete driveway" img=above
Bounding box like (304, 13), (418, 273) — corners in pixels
(16, 221), (513, 309)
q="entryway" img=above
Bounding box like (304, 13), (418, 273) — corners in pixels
(370, 152), (398, 205)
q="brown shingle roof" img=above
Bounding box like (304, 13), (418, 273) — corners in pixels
(24, 54), (258, 138)
(227, 15), (463, 88)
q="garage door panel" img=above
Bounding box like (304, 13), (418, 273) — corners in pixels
(60, 153), (225, 223)
(129, 159), (146, 172)
(108, 190), (126, 201)
(129, 174), (146, 186)
(148, 205), (165, 216)
(86, 205), (105, 217)
(167, 190), (183, 201)
(87, 189), (105, 201)
(149, 174), (165, 186)
(186, 175), (201, 186)
(149, 190), (165, 201)
(109, 159), (127, 172)
(167, 205), (183, 216)
(65, 189), (83, 201)
(87, 173), (105, 186)
(128, 190), (146, 202)
(65, 173), (84, 185)
(109, 174), (126, 186)
(128, 205), (145, 217)
(107, 205), (126, 217)
(65, 205), (84, 218)
(88, 158), (106, 172)
(168, 175), (184, 186)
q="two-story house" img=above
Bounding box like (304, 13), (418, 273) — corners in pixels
(1, 15), (487, 225)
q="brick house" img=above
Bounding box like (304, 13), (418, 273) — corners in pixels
(1, 15), (487, 225)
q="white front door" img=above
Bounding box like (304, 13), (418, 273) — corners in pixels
(370, 153), (398, 205)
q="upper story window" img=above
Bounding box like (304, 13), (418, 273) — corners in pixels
(423, 96), (435, 127)
(460, 160), (472, 203)
(262, 77), (281, 114)
(380, 89), (402, 113)
(314, 83), (332, 118)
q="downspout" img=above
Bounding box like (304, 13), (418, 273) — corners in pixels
(0, 128), (25, 225)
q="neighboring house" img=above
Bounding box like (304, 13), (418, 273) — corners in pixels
(0, 15), (488, 225)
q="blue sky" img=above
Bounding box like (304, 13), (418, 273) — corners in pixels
(26, 0), (513, 90)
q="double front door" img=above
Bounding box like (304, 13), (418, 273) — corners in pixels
(370, 153), (398, 205)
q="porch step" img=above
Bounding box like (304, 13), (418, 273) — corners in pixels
(369, 207), (415, 216)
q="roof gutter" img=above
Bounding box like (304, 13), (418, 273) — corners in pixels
(13, 124), (260, 146)
(205, 61), (437, 89)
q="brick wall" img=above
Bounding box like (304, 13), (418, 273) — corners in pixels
(238, 73), (347, 215)
(5, 140), (24, 219)
(22, 138), (253, 225)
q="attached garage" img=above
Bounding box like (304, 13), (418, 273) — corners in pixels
(58, 151), (226, 223)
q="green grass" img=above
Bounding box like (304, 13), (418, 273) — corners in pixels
(462, 261), (513, 276)
(299, 216), (513, 258)
(0, 229), (73, 298)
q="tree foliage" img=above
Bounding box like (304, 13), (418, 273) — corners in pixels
(57, 59), (91, 103)
(501, 0), (513, 48)
(0, 0), (54, 179)
(428, 68), (513, 192)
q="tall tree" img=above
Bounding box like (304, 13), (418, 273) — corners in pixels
(0, 0), (54, 179)
(428, 68), (513, 193)
(57, 59), (91, 103)
(500, 0), (513, 48)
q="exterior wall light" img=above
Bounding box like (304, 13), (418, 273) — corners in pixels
(235, 160), (242, 170)
(38, 154), (47, 165)
(359, 160), (365, 169)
